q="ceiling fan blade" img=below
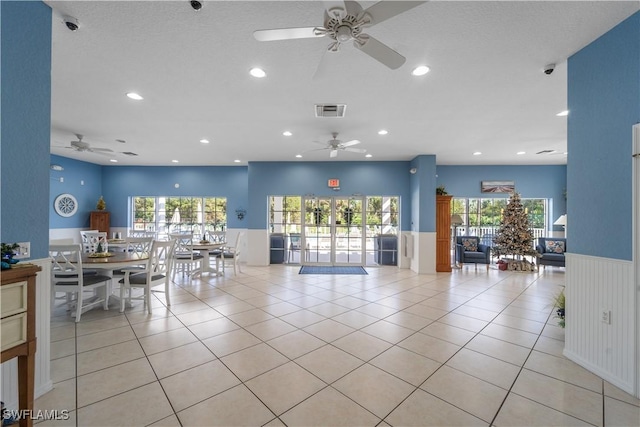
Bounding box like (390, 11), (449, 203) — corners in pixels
(343, 147), (367, 153)
(343, 1), (363, 17)
(330, 149), (339, 158)
(362, 1), (427, 27)
(355, 35), (406, 69)
(253, 27), (324, 42)
(340, 139), (361, 148)
(91, 148), (114, 153)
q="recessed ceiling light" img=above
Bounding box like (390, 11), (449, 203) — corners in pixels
(109, 159), (118, 163)
(249, 68), (266, 78)
(517, 151), (526, 155)
(234, 159), (241, 163)
(295, 154), (302, 158)
(171, 159), (179, 163)
(411, 65), (430, 76)
(283, 131), (292, 136)
(556, 110), (569, 117)
(365, 154), (373, 158)
(378, 130), (388, 135)
(473, 151), (482, 156)
(200, 139), (210, 144)
(126, 92), (143, 100)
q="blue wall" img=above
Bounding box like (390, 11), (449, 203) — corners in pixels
(1, 2), (52, 259)
(436, 165), (567, 230)
(50, 155), (103, 229)
(247, 161), (415, 230)
(410, 156), (437, 233)
(568, 11), (640, 260)
(51, 159), (569, 236)
(101, 166), (248, 228)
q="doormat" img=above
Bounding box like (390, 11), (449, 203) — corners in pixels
(299, 266), (368, 275)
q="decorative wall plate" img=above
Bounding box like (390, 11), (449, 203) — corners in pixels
(54, 193), (78, 217)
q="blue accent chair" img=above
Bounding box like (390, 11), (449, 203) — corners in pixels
(536, 237), (566, 269)
(456, 236), (491, 270)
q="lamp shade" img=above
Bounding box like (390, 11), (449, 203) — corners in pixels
(553, 214), (567, 226)
(451, 214), (463, 226)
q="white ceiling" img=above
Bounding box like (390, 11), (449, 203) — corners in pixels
(46, 1), (639, 166)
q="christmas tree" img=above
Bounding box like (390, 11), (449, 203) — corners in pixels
(492, 192), (538, 259)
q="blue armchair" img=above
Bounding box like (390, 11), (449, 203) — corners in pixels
(456, 236), (491, 270)
(536, 238), (566, 269)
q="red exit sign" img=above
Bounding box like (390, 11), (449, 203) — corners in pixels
(328, 178), (340, 188)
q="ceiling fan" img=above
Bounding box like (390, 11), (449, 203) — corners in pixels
(253, 1), (426, 70)
(64, 134), (114, 155)
(310, 132), (366, 158)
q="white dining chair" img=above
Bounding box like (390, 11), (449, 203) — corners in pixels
(169, 233), (203, 280)
(80, 230), (108, 253)
(205, 230), (226, 261)
(124, 236), (153, 254)
(80, 230), (99, 253)
(118, 239), (175, 313)
(216, 232), (244, 275)
(128, 230), (157, 239)
(49, 244), (111, 322)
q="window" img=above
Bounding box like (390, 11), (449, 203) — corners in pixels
(269, 196), (302, 233)
(365, 196), (398, 236)
(132, 196), (226, 239)
(452, 197), (547, 241)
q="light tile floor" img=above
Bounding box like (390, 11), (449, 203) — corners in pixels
(36, 265), (640, 426)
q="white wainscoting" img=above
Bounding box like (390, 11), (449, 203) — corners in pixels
(246, 229), (269, 266)
(410, 231), (436, 274)
(564, 252), (637, 396)
(49, 227), (83, 243)
(1, 258), (52, 409)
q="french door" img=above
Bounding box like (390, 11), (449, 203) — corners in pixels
(302, 196), (365, 265)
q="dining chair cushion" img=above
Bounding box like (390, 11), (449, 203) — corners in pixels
(119, 272), (166, 285)
(56, 274), (112, 287)
(176, 253), (204, 260)
(54, 270), (98, 278)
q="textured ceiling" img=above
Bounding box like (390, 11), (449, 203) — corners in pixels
(46, 1), (639, 166)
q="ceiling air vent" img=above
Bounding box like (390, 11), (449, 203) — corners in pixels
(536, 150), (555, 155)
(315, 104), (346, 118)
(121, 152), (138, 156)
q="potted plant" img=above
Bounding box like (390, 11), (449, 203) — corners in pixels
(1, 243), (20, 270)
(553, 289), (565, 328)
(436, 185), (448, 195)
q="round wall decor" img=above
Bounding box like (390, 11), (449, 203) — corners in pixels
(54, 193), (78, 217)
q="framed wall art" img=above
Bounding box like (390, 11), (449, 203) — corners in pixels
(481, 181), (515, 193)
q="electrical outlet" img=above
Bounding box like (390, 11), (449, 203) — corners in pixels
(13, 241), (30, 259)
(601, 310), (611, 325)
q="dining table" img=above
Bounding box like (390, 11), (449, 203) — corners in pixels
(82, 251), (149, 307)
(191, 242), (226, 276)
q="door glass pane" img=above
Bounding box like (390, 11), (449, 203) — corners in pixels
(335, 198), (363, 265)
(304, 198), (331, 264)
